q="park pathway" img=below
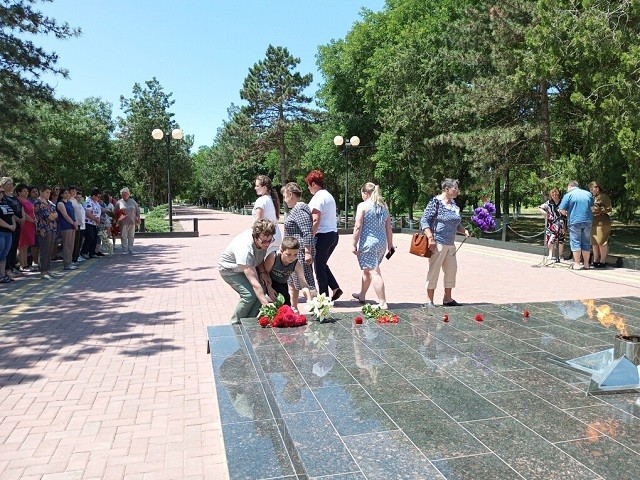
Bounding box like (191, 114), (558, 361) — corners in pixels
(2, 206), (640, 479)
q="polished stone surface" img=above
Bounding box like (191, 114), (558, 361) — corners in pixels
(208, 297), (640, 479)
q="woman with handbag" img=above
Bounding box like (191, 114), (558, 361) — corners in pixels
(420, 178), (470, 308)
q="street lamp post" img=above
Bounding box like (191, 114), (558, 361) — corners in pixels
(333, 135), (360, 229)
(152, 127), (183, 232)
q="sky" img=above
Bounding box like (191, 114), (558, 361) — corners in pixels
(35, 0), (386, 150)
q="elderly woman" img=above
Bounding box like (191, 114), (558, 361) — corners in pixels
(420, 179), (470, 307)
(280, 182), (316, 312)
(116, 187), (141, 255)
(253, 175), (282, 254)
(539, 188), (567, 263)
(352, 182), (394, 309)
(218, 219), (277, 323)
(306, 169), (342, 301)
(589, 181), (612, 268)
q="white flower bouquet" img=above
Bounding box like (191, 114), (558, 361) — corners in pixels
(307, 293), (334, 322)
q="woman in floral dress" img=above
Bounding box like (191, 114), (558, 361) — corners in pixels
(34, 186), (58, 280)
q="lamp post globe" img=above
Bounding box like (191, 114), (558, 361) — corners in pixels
(151, 128), (164, 140)
(333, 134), (360, 229)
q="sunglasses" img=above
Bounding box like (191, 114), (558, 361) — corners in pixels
(258, 236), (275, 245)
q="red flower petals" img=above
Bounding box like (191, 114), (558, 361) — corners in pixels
(443, 314), (449, 323)
(474, 313), (484, 322)
(376, 314), (399, 324)
(354, 316), (364, 324)
(257, 306), (307, 328)
(523, 310), (530, 318)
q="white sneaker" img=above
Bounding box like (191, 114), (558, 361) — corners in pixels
(76, 256), (85, 263)
(41, 274), (52, 280)
(63, 265), (77, 271)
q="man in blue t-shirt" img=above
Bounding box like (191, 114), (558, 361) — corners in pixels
(558, 180), (594, 269)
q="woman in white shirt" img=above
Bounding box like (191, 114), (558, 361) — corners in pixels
(252, 175), (282, 254)
(305, 169), (342, 301)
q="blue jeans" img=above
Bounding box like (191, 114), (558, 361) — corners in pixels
(0, 231), (11, 261)
(568, 221), (592, 251)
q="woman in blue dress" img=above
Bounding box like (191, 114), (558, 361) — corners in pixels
(351, 182), (394, 309)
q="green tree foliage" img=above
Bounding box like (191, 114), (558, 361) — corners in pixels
(0, 0), (80, 159)
(194, 105), (264, 207)
(117, 78), (193, 207)
(17, 97), (118, 190)
(240, 45), (315, 185)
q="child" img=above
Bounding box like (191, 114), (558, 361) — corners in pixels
(259, 236), (313, 312)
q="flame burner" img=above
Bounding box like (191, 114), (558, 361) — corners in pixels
(553, 334), (640, 395)
(614, 334), (640, 364)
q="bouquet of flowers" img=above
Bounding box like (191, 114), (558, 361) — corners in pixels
(307, 293), (334, 322)
(110, 208), (127, 237)
(361, 304), (399, 324)
(258, 294), (307, 328)
(470, 202), (496, 237)
(97, 227), (113, 254)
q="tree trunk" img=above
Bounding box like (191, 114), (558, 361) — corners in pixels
(503, 169), (510, 217)
(494, 176), (502, 217)
(539, 79), (552, 166)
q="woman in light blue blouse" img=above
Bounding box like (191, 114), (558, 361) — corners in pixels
(420, 179), (470, 307)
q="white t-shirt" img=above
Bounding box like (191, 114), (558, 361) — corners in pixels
(252, 195), (277, 221)
(308, 189), (337, 233)
(218, 229), (267, 275)
(252, 194), (282, 250)
(70, 197), (85, 230)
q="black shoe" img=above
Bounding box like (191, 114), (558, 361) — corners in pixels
(331, 288), (343, 301)
(95, 252), (105, 257)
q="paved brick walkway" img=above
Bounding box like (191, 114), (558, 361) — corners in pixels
(1, 206), (640, 479)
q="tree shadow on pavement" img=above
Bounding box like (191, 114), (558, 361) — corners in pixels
(0, 243), (190, 388)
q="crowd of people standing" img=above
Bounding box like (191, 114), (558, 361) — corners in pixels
(0, 178), (141, 284)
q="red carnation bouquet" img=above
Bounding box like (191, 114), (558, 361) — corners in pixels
(361, 304), (399, 324)
(258, 294), (307, 328)
(110, 207), (127, 237)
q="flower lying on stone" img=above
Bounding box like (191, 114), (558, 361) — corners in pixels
(362, 304), (399, 324)
(258, 294), (307, 328)
(523, 310), (530, 318)
(443, 314), (449, 323)
(307, 293), (333, 322)
(474, 313), (484, 322)
(354, 316), (364, 325)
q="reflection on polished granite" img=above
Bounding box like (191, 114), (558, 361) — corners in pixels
(208, 297), (640, 479)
